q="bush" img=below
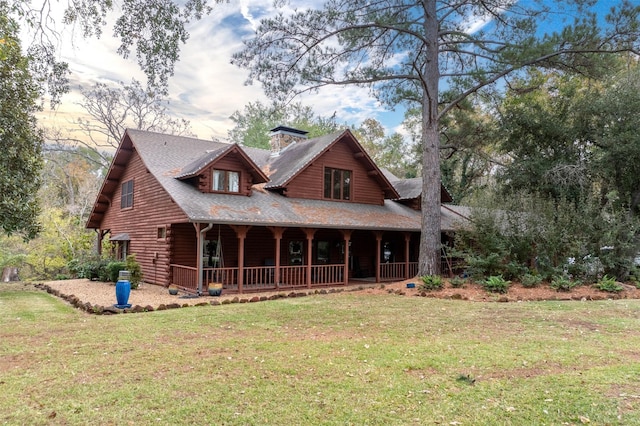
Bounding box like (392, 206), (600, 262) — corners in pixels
(550, 276), (578, 292)
(521, 273), (542, 288)
(419, 274), (444, 291)
(594, 275), (623, 293)
(106, 261), (127, 283)
(482, 275), (510, 294)
(76, 258), (110, 281)
(125, 254), (143, 289)
(449, 276), (466, 288)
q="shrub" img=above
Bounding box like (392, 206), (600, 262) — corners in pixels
(76, 258), (110, 281)
(594, 275), (623, 293)
(482, 275), (510, 294)
(419, 274), (444, 291)
(449, 276), (466, 288)
(550, 276), (578, 292)
(106, 261), (127, 283)
(125, 254), (143, 289)
(521, 273), (542, 288)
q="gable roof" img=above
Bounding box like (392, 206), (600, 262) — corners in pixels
(382, 169), (454, 203)
(175, 143), (269, 184)
(265, 129), (399, 199)
(87, 129), (466, 232)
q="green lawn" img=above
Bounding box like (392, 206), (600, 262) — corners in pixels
(1, 283), (640, 425)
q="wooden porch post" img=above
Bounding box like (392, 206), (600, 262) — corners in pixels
(230, 225), (251, 294)
(302, 228), (316, 289)
(404, 232), (412, 279)
(340, 230), (352, 286)
(374, 231), (383, 283)
(96, 229), (108, 255)
(268, 227), (285, 287)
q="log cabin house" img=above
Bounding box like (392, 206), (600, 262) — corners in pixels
(86, 126), (470, 294)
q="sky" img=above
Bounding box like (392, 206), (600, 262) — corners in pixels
(28, 0), (618, 146)
(32, 0), (403, 144)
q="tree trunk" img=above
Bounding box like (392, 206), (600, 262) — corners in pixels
(2, 267), (19, 282)
(418, 0), (441, 276)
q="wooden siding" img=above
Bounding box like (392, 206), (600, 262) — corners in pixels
(99, 150), (189, 286)
(284, 140), (385, 205)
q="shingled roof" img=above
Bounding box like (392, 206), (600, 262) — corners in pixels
(87, 129), (466, 231)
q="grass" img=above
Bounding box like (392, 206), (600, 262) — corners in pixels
(2, 282), (640, 425)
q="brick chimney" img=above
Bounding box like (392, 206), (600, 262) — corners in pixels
(269, 126), (308, 155)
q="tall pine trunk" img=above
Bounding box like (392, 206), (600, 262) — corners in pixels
(418, 0), (441, 276)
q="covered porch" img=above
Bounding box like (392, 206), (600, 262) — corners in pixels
(169, 222), (422, 294)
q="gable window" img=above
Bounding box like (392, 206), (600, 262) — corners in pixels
(324, 168), (351, 200)
(212, 170), (240, 193)
(121, 179), (134, 209)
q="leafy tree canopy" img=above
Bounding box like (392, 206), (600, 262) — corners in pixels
(233, 0), (640, 274)
(228, 100), (343, 149)
(9, 0), (223, 99)
(0, 7), (43, 239)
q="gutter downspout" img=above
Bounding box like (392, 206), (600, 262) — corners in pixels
(197, 222), (214, 296)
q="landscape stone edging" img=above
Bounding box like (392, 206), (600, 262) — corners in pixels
(33, 283), (366, 315)
(33, 282), (626, 314)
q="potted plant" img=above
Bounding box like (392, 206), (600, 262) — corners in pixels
(168, 284), (179, 295)
(208, 282), (223, 296)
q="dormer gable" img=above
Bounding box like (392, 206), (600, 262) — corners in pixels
(175, 143), (268, 196)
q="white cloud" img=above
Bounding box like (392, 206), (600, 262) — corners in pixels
(30, 0), (404, 145)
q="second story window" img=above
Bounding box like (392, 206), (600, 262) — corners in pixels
(121, 179), (134, 209)
(212, 170), (240, 193)
(324, 167), (351, 200)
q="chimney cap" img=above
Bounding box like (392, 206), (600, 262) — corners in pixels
(268, 126), (309, 138)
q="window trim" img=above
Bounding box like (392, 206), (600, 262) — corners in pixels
(323, 167), (352, 200)
(157, 227), (166, 240)
(121, 179), (134, 209)
(212, 169), (241, 193)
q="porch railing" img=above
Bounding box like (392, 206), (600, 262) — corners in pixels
(408, 262), (418, 278)
(312, 264), (344, 285)
(172, 261), (426, 293)
(279, 265), (307, 288)
(379, 262), (406, 281)
(170, 264), (197, 292)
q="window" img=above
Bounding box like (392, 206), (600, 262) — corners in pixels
(157, 227), (166, 240)
(289, 240), (303, 265)
(317, 241), (330, 263)
(121, 179), (134, 209)
(117, 241), (129, 261)
(324, 168), (351, 200)
(212, 170), (240, 193)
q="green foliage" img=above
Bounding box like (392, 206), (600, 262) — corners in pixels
(228, 100), (342, 150)
(0, 8), (43, 239)
(521, 273), (542, 288)
(449, 276), (466, 288)
(77, 258), (111, 281)
(594, 275), (623, 293)
(418, 274), (444, 291)
(23, 208), (95, 280)
(106, 261), (127, 283)
(481, 275), (510, 294)
(125, 254), (143, 289)
(550, 276), (578, 292)
(233, 0), (640, 277)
